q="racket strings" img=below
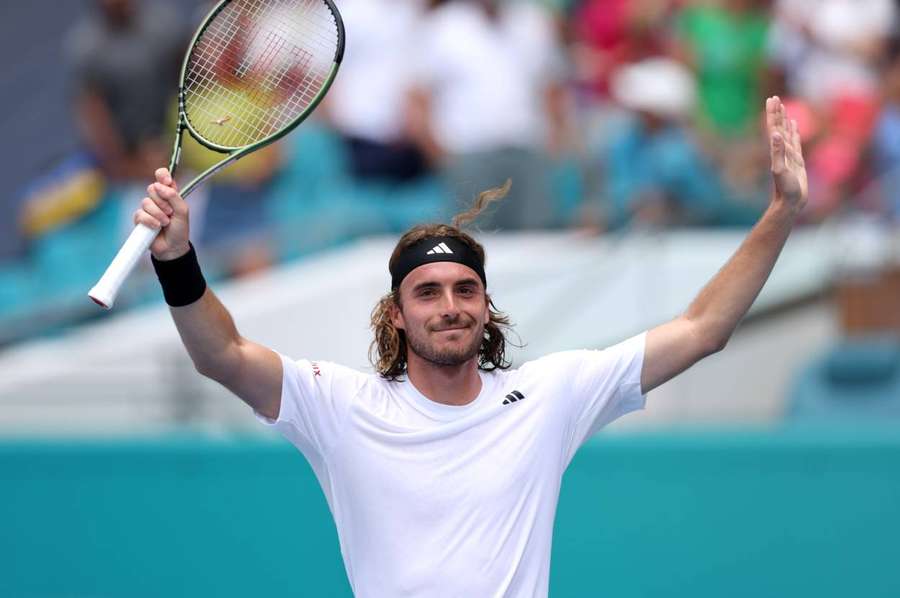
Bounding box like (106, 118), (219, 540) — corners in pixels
(191, 0), (330, 138)
(184, 0), (338, 149)
(188, 0), (331, 145)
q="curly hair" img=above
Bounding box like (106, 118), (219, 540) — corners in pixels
(369, 180), (515, 380)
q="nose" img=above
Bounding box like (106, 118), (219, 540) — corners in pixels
(438, 289), (460, 319)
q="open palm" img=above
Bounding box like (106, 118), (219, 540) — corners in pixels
(766, 96), (808, 213)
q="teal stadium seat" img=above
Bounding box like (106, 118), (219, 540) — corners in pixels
(29, 191), (123, 301)
(0, 262), (37, 318)
(266, 124), (447, 262)
(787, 336), (900, 421)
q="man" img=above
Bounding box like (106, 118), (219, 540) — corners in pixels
(407, 0), (568, 229)
(136, 97), (806, 596)
(67, 0), (187, 182)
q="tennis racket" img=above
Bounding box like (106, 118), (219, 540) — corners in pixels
(89, 0), (345, 309)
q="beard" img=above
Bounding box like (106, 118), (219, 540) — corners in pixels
(405, 319), (485, 367)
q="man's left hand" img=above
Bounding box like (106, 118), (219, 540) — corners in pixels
(766, 96), (808, 214)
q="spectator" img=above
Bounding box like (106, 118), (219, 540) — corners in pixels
(569, 0), (672, 102)
(601, 58), (730, 228)
(768, 0), (895, 108)
(66, 0), (188, 182)
(768, 0), (894, 218)
(675, 0), (772, 139)
(869, 40), (900, 222)
(178, 134), (283, 278)
(177, 0), (288, 278)
(408, 0), (569, 230)
(325, 0), (430, 184)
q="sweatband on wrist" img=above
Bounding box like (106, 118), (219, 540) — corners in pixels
(151, 243), (207, 307)
(390, 236), (486, 290)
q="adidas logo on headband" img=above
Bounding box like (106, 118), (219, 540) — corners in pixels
(390, 235), (486, 289)
(426, 242), (454, 255)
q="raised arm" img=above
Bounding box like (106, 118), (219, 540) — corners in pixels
(137, 168), (283, 419)
(640, 96), (808, 393)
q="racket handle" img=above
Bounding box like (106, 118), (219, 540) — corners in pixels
(88, 223), (161, 309)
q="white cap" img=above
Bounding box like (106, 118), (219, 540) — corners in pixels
(610, 58), (697, 120)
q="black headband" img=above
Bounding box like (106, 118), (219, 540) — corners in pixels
(390, 236), (487, 290)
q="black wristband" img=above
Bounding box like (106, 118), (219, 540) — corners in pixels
(151, 243), (207, 307)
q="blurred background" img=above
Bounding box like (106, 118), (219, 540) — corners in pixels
(1, 0), (899, 596)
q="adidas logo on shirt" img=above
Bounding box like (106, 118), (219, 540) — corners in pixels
(426, 242), (454, 255)
(502, 390), (525, 405)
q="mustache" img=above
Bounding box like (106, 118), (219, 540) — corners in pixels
(430, 318), (476, 332)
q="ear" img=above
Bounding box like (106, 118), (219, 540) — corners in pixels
(483, 293), (492, 324)
(389, 299), (405, 330)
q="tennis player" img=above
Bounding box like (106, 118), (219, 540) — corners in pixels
(136, 96), (806, 597)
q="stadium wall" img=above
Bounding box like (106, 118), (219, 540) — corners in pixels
(2, 429), (898, 597)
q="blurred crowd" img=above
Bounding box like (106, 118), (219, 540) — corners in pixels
(4, 0), (900, 340)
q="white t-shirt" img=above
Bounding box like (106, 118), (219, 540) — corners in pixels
(327, 0), (425, 142)
(413, 2), (562, 154)
(257, 333), (647, 597)
(769, 0), (896, 103)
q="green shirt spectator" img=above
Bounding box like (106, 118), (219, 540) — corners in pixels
(676, 2), (770, 137)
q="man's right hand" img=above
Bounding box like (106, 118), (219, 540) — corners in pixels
(135, 167), (191, 261)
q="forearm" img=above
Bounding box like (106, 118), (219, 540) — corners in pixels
(641, 97), (807, 392)
(142, 170), (282, 415)
(152, 242), (241, 382)
(684, 199), (799, 347)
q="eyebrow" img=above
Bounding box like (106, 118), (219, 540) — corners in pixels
(411, 278), (482, 293)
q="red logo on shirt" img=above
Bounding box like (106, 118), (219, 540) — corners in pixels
(311, 362), (322, 377)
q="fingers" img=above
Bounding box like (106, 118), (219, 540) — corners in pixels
(155, 168), (175, 189)
(136, 166), (188, 228)
(766, 96), (777, 133)
(766, 95), (803, 168)
(766, 95), (790, 137)
(154, 167), (181, 195)
(133, 205), (163, 229)
(135, 196), (170, 229)
(790, 118), (803, 161)
(148, 172), (188, 216)
(767, 97), (783, 171)
(771, 131), (786, 174)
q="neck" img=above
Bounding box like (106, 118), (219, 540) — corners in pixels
(405, 353), (482, 407)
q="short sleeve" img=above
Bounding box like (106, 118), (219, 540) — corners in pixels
(255, 355), (367, 461)
(559, 332), (647, 462)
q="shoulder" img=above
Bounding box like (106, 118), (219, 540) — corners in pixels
(517, 334), (647, 379)
(282, 357), (374, 395)
(518, 349), (599, 371)
(508, 351), (586, 389)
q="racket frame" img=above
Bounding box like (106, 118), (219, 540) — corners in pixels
(88, 0), (345, 309)
(172, 0), (346, 198)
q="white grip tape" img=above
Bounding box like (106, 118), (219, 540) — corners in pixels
(88, 223), (161, 309)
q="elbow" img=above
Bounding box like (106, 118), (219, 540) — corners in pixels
(689, 320), (730, 357)
(706, 335), (729, 356)
(192, 353), (239, 385)
(193, 359), (226, 384)
(193, 359), (216, 380)
(699, 331), (730, 357)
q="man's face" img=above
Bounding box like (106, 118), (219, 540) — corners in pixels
(391, 262), (490, 367)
